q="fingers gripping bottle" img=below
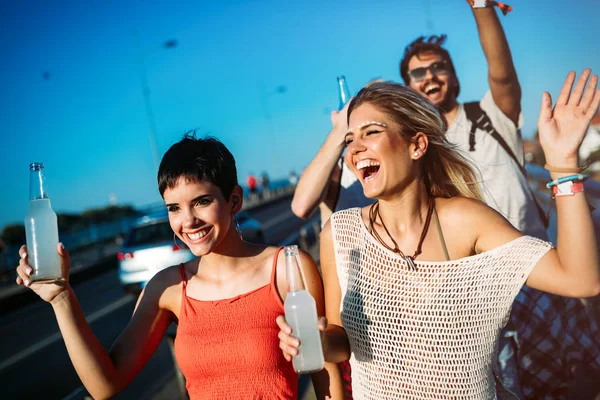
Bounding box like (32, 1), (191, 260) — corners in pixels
(337, 75), (351, 110)
(283, 245), (325, 373)
(25, 163), (62, 282)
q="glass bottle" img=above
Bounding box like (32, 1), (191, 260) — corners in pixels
(283, 245), (324, 373)
(24, 162), (62, 282)
(337, 75), (352, 110)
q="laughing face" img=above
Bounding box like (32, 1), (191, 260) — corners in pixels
(163, 178), (238, 257)
(344, 103), (418, 200)
(406, 51), (457, 110)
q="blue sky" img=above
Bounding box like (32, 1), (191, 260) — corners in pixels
(1, 0), (599, 230)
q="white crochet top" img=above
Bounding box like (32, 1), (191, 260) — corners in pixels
(330, 208), (552, 399)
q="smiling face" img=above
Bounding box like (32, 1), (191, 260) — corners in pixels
(163, 178), (241, 257)
(344, 103), (421, 200)
(406, 51), (457, 110)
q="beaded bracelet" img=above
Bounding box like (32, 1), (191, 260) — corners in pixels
(466, 0), (513, 15)
(546, 173), (589, 189)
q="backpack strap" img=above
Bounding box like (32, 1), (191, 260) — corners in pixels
(463, 101), (549, 228)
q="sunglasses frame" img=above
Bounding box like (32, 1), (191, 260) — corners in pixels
(407, 60), (449, 82)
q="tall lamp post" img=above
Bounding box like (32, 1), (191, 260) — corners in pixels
(258, 82), (287, 179)
(135, 33), (178, 171)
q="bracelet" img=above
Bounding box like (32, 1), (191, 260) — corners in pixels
(546, 173), (589, 189)
(544, 162), (589, 173)
(466, 0), (513, 15)
(552, 181), (585, 197)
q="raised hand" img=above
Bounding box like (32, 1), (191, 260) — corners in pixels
(15, 243), (71, 303)
(538, 69), (600, 167)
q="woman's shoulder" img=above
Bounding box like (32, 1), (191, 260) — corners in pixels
(436, 196), (507, 225)
(144, 263), (188, 311)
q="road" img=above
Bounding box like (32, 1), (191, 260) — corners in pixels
(0, 196), (311, 400)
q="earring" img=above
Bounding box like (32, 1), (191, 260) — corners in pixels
(413, 151), (420, 157)
(235, 218), (243, 240)
(173, 233), (182, 250)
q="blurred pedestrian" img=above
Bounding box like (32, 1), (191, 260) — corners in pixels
(15, 134), (342, 400)
(288, 170), (299, 186)
(260, 172), (270, 196)
(246, 172), (258, 195)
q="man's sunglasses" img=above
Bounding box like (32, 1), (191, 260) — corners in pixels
(407, 61), (449, 82)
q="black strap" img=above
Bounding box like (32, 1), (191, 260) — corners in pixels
(463, 102), (549, 228)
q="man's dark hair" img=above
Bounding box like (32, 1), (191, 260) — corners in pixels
(158, 132), (238, 199)
(399, 34), (460, 97)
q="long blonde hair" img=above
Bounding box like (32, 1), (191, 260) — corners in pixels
(347, 81), (484, 201)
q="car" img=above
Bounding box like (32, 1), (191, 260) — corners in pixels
(118, 210), (265, 293)
(118, 215), (196, 294)
(235, 210), (265, 244)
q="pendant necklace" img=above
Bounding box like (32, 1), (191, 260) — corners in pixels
(368, 197), (434, 271)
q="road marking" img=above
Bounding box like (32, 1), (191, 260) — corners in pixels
(0, 294), (134, 373)
(261, 210), (294, 230)
(62, 385), (87, 400)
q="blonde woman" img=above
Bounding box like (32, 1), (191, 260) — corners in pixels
(278, 70), (600, 399)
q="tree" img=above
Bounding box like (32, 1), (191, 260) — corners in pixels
(1, 224), (26, 246)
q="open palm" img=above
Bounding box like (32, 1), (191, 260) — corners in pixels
(538, 69), (600, 167)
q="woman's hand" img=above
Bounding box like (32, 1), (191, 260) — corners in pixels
(276, 315), (328, 362)
(538, 69), (600, 167)
(15, 243), (71, 304)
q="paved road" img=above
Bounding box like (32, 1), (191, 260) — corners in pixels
(0, 196), (310, 400)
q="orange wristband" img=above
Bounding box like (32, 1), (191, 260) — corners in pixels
(552, 182), (585, 197)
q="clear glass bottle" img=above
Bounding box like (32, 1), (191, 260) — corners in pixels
(283, 245), (324, 373)
(24, 162), (62, 282)
(337, 75), (351, 110)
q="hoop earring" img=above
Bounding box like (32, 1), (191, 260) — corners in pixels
(173, 233), (182, 250)
(235, 218), (243, 239)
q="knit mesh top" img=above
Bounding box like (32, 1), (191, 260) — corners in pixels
(174, 248), (297, 400)
(330, 208), (552, 399)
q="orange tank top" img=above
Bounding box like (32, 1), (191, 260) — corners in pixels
(174, 247), (297, 399)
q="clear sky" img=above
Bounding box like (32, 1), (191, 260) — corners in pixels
(1, 0), (599, 230)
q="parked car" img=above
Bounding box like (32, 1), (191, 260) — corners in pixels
(118, 210), (265, 293)
(235, 210), (265, 244)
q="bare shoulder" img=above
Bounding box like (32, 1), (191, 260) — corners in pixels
(435, 197), (522, 254)
(144, 264), (186, 316)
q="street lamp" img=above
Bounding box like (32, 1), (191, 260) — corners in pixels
(134, 33), (178, 171)
(258, 82), (287, 178)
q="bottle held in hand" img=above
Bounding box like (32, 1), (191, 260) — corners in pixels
(24, 162), (62, 282)
(337, 75), (352, 111)
(283, 245), (324, 373)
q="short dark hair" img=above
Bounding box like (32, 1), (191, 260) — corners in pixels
(158, 132), (238, 199)
(399, 34), (460, 97)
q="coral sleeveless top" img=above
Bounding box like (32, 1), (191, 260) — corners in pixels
(174, 248), (297, 399)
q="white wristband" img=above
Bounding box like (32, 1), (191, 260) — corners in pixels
(473, 0), (487, 7)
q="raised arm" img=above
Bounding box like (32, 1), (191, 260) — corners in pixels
(291, 104), (349, 219)
(524, 69), (600, 297)
(16, 245), (174, 399)
(475, 70), (600, 297)
(471, 3), (521, 125)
